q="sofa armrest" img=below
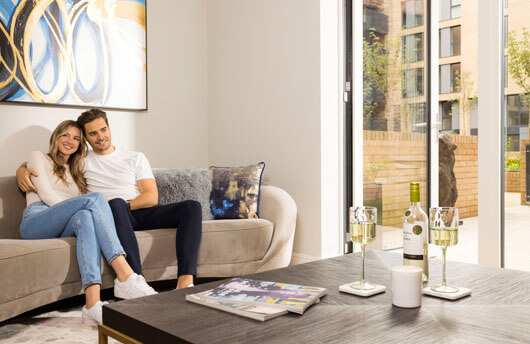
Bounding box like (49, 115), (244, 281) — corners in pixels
(257, 185), (297, 270)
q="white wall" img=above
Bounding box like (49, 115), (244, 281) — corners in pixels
(0, 0), (343, 261)
(207, 0), (342, 260)
(0, 0), (209, 177)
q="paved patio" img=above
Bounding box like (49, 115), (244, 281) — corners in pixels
(382, 193), (530, 271)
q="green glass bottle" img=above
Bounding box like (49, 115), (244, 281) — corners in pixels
(403, 182), (429, 284)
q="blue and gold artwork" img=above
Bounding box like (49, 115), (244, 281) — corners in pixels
(0, 0), (146, 109)
(210, 162), (265, 219)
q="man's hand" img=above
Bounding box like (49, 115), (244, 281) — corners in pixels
(16, 162), (38, 193)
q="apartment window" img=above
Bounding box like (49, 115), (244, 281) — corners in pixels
(440, 101), (460, 133)
(403, 68), (424, 97)
(410, 102), (427, 133)
(504, 55), (508, 87)
(403, 33), (424, 62)
(440, 26), (461, 57)
(402, 0), (423, 29)
(503, 15), (508, 49)
(470, 101), (478, 136)
(507, 95), (530, 127)
(439, 63), (460, 94)
(440, 0), (461, 21)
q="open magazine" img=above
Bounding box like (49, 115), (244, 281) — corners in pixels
(187, 278), (328, 317)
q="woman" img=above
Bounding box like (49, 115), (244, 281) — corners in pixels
(20, 120), (156, 326)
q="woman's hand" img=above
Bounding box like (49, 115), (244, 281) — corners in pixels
(16, 162), (39, 193)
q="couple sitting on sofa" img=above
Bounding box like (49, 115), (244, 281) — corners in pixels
(16, 108), (202, 325)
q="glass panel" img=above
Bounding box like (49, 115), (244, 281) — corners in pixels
(440, 64), (451, 93)
(440, 100), (460, 133)
(440, 0), (450, 21)
(504, 0), (530, 271)
(403, 68), (424, 97)
(451, 63), (461, 92)
(451, 4), (461, 19)
(440, 28), (451, 57)
(470, 102), (478, 134)
(437, 1), (479, 265)
(504, 15), (508, 49)
(452, 26), (461, 56)
(363, 0), (427, 251)
(402, 0), (423, 28)
(403, 33), (424, 62)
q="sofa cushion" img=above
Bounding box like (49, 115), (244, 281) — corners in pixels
(0, 217), (275, 305)
(209, 162), (265, 219)
(137, 219), (274, 269)
(153, 168), (214, 220)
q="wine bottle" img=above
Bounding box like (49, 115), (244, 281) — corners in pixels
(403, 182), (428, 284)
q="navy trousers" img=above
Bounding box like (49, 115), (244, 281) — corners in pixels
(108, 198), (202, 277)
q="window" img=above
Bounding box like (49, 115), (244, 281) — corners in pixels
(403, 68), (424, 97)
(403, 33), (424, 62)
(440, 26), (461, 57)
(470, 101), (478, 135)
(440, 101), (460, 133)
(440, 0), (461, 21)
(507, 94), (530, 128)
(504, 55), (508, 87)
(402, 0), (423, 28)
(410, 102), (427, 133)
(503, 15), (508, 49)
(439, 63), (460, 94)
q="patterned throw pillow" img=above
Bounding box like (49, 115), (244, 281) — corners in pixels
(209, 162), (265, 219)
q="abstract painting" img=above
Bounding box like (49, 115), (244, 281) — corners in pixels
(0, 0), (146, 110)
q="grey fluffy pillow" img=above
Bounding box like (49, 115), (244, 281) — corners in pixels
(153, 168), (214, 220)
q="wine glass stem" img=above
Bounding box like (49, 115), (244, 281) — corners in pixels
(441, 246), (448, 287)
(361, 244), (366, 285)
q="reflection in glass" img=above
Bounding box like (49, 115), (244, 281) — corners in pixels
(363, 0), (427, 251)
(402, 0), (424, 29)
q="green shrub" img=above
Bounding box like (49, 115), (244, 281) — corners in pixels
(506, 157), (521, 171)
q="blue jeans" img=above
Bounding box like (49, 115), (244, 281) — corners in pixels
(20, 193), (125, 289)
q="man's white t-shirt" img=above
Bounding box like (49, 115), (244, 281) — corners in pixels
(84, 147), (154, 201)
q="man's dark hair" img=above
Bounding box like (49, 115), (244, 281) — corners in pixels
(77, 108), (109, 134)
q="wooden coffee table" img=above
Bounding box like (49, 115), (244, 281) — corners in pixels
(99, 250), (530, 343)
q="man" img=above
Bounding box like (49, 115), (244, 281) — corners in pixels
(17, 109), (201, 290)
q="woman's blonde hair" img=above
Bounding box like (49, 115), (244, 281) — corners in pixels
(48, 120), (88, 194)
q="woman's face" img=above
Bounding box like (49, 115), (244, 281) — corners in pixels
(57, 126), (81, 159)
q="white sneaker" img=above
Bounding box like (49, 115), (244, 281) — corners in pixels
(82, 301), (108, 326)
(114, 273), (158, 299)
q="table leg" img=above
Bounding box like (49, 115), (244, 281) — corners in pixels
(98, 323), (143, 344)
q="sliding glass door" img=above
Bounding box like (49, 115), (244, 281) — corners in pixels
(349, 0), (510, 268)
(360, 0), (429, 251)
(504, 0), (530, 271)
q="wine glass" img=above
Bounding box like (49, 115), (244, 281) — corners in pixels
(349, 206), (377, 290)
(429, 207), (459, 293)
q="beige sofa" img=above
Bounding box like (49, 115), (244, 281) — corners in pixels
(0, 176), (297, 322)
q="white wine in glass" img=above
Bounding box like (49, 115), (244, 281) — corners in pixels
(429, 207), (459, 293)
(349, 206), (377, 290)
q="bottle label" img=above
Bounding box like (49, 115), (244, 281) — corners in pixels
(403, 222), (425, 260)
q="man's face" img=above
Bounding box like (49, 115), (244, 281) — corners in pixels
(84, 117), (112, 154)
